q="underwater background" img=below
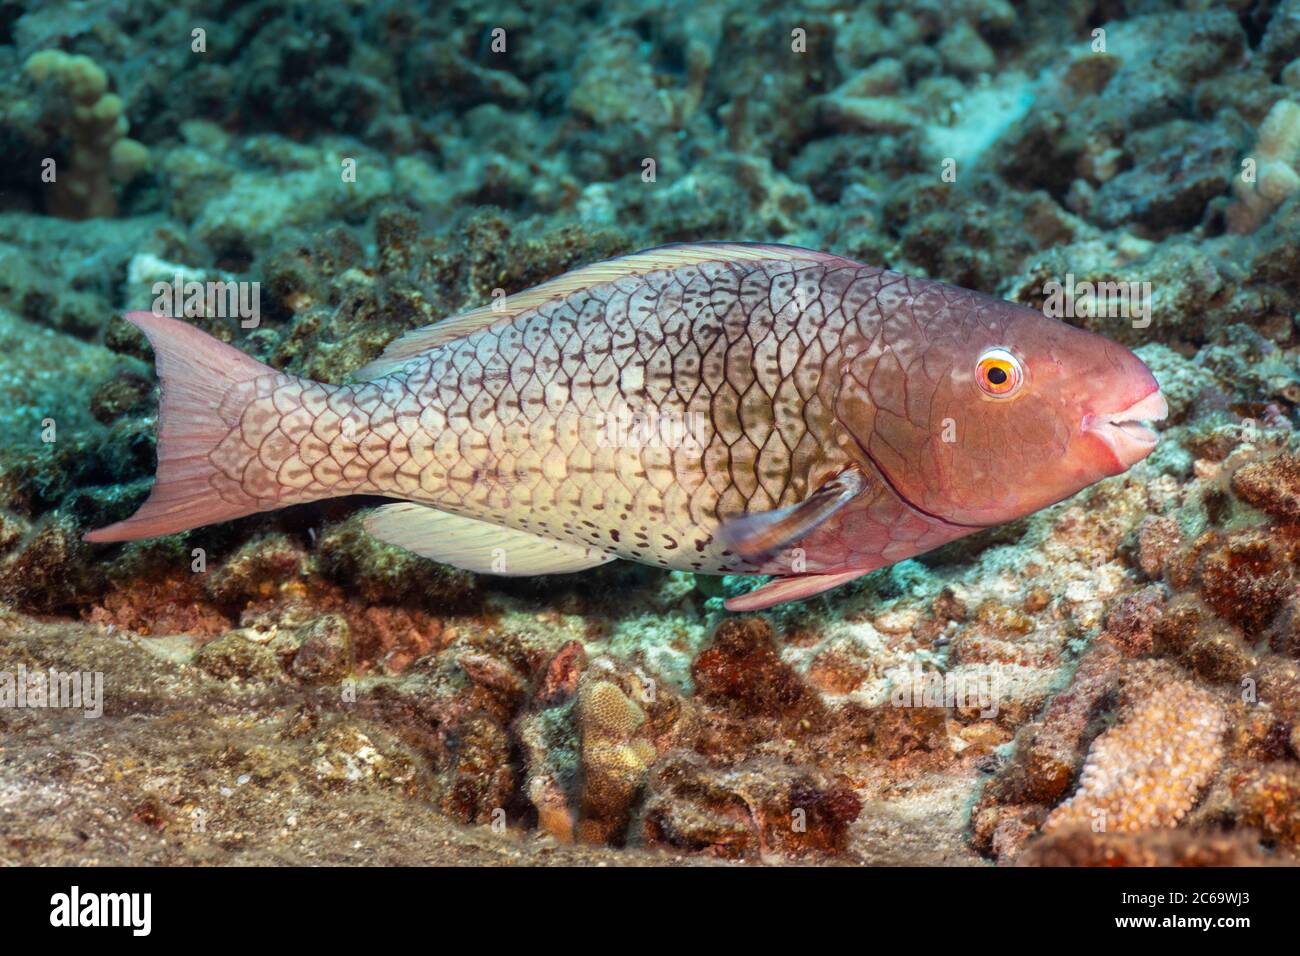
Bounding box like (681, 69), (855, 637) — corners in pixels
(1, 0), (1299, 865)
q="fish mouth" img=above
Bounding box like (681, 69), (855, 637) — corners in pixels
(1082, 389), (1169, 470)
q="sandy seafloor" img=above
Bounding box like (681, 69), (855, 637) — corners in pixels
(2, 0), (1300, 866)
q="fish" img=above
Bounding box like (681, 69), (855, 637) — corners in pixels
(86, 242), (1167, 611)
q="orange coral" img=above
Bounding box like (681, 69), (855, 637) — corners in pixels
(1044, 671), (1225, 834)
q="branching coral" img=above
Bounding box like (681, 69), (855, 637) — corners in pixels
(23, 50), (150, 219)
(1228, 99), (1300, 233)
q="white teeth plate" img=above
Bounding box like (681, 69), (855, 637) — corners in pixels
(1085, 390), (1168, 463)
(1101, 390), (1169, 430)
(1113, 420), (1158, 444)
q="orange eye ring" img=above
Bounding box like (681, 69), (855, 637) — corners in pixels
(976, 348), (1023, 398)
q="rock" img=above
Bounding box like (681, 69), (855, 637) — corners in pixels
(814, 93), (920, 134)
(310, 724), (418, 791)
(1231, 454), (1300, 520)
(1232, 764), (1300, 850)
(0, 515), (104, 612)
(439, 715), (515, 826)
(88, 372), (152, 424)
(936, 21), (995, 78)
(518, 702), (580, 844)
(194, 629), (285, 683)
(1100, 585), (1166, 657)
(316, 513), (480, 611)
(985, 644), (1122, 811)
(691, 617), (825, 727)
(1091, 120), (1236, 231)
(1152, 599), (1254, 685)
(1198, 530), (1290, 638)
(1019, 828), (1274, 866)
(640, 751), (862, 859)
(533, 639), (586, 707)
(1135, 516), (1183, 581)
(203, 534), (308, 608)
(289, 614), (352, 684)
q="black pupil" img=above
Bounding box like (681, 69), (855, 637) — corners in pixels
(987, 366), (1008, 385)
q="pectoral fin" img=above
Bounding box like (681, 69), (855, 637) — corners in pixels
(717, 467), (867, 562)
(724, 569), (870, 612)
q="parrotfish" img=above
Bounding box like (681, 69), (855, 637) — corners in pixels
(87, 243), (1167, 610)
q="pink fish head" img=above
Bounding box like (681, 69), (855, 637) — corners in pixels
(840, 298), (1166, 528)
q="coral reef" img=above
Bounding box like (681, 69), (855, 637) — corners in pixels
(972, 447), (1300, 865)
(3, 0), (1300, 867)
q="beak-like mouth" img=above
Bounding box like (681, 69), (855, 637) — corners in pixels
(1082, 389), (1168, 470)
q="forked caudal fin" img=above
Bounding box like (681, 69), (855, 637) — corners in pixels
(85, 312), (288, 543)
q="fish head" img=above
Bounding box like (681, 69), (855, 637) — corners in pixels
(839, 298), (1166, 527)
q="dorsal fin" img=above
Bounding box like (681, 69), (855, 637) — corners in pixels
(352, 242), (852, 380)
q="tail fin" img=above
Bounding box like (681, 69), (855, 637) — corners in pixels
(85, 311), (286, 543)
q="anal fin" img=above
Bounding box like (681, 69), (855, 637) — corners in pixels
(363, 503), (616, 576)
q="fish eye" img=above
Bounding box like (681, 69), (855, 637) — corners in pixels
(976, 348), (1023, 398)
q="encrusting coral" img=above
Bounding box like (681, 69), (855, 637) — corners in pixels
(1232, 763), (1300, 850)
(575, 675), (658, 844)
(1042, 666), (1226, 835)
